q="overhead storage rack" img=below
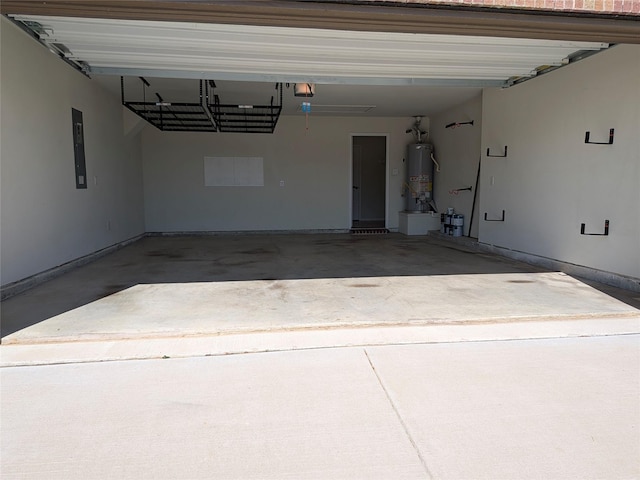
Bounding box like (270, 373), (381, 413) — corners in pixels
(209, 82), (283, 134)
(121, 77), (283, 134)
(121, 78), (217, 132)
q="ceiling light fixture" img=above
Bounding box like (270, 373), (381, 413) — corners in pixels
(294, 83), (315, 97)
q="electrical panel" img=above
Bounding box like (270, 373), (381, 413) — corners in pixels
(71, 108), (87, 189)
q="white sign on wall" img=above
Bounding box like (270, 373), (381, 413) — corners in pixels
(204, 156), (264, 187)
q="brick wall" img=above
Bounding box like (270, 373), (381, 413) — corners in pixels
(384, 0), (640, 15)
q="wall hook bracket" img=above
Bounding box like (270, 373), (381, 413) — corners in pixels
(484, 210), (505, 222)
(584, 128), (614, 145)
(486, 146), (508, 157)
(445, 120), (474, 129)
(580, 220), (609, 236)
(449, 186), (472, 195)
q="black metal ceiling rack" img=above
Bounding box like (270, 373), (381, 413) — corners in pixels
(121, 77), (217, 132)
(208, 81), (283, 134)
(121, 77), (283, 134)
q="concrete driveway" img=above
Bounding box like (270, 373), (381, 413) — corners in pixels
(2, 335), (639, 479)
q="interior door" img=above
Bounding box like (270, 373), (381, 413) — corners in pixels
(352, 136), (386, 228)
(352, 144), (362, 224)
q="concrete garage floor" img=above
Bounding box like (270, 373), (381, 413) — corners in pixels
(1, 234), (639, 479)
(2, 233), (639, 346)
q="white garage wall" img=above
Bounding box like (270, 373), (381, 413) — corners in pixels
(429, 94), (483, 238)
(0, 18), (145, 287)
(480, 44), (640, 280)
(142, 116), (412, 232)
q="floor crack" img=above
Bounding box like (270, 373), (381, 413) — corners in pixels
(364, 348), (433, 479)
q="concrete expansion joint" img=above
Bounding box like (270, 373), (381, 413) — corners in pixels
(364, 348), (434, 479)
(1, 331), (638, 368)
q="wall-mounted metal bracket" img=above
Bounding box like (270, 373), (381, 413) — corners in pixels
(584, 128), (614, 145)
(449, 186), (472, 195)
(580, 220), (609, 236)
(484, 210), (505, 222)
(445, 120), (474, 129)
(486, 146), (508, 157)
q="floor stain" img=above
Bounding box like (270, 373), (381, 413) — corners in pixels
(146, 251), (184, 259)
(219, 260), (257, 267)
(238, 248), (276, 255)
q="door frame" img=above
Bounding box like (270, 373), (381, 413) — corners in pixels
(349, 133), (390, 228)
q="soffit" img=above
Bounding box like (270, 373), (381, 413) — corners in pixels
(2, 0), (640, 43)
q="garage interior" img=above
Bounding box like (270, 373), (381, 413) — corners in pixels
(1, 1), (639, 344)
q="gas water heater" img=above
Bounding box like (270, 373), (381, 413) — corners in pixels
(405, 143), (435, 212)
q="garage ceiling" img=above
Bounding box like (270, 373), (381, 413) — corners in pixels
(8, 14), (610, 116)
